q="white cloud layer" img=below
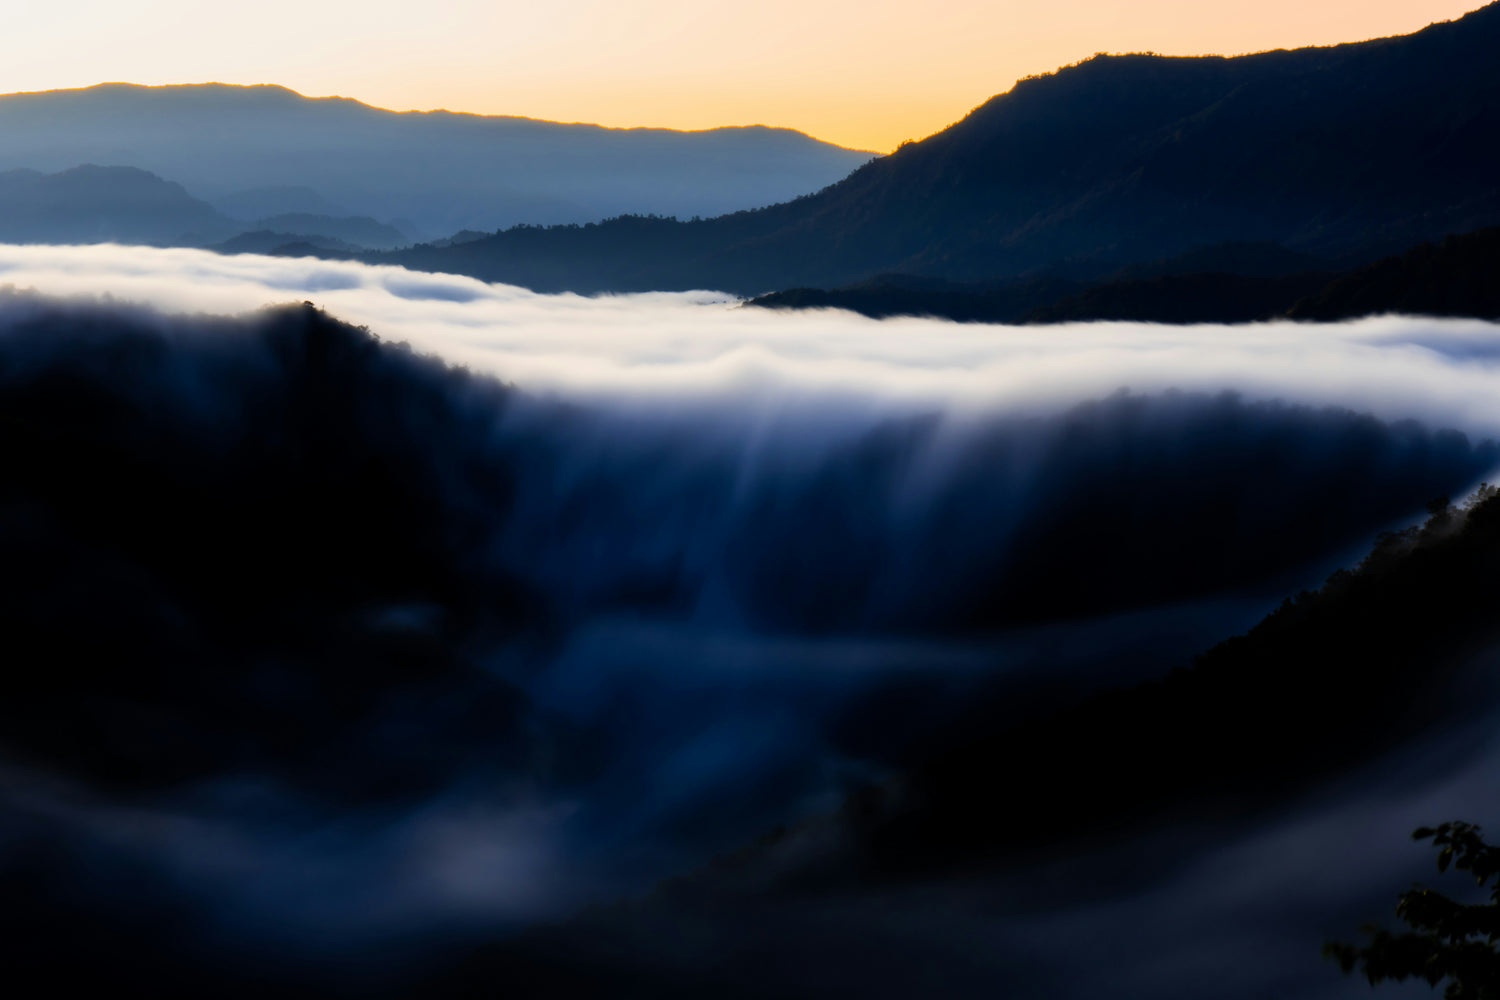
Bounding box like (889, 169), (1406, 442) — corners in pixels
(3, 243), (1500, 436)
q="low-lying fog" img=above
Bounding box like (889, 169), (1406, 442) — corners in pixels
(5, 242), (1500, 426)
(1, 244), (1497, 998)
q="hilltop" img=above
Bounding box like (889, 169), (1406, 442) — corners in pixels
(382, 2), (1500, 294)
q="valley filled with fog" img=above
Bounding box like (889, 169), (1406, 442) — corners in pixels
(2, 246), (1498, 997)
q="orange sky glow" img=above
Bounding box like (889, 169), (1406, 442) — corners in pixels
(0, 1), (1485, 151)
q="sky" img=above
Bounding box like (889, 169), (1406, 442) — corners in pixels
(0, 1), (1487, 161)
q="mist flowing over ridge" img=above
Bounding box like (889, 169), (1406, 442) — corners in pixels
(3, 246), (1500, 997)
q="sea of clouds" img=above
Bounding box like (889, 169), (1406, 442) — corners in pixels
(4, 242), (1500, 429)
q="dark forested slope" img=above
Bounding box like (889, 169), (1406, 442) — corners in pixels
(750, 226), (1500, 324)
(1288, 226), (1500, 321)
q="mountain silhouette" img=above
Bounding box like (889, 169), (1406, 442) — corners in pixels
(381, 1), (1500, 294)
(0, 166), (431, 251)
(0, 165), (237, 245)
(210, 230), (362, 255)
(0, 83), (875, 239)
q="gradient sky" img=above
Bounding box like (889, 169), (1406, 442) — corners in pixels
(2, 1), (1483, 151)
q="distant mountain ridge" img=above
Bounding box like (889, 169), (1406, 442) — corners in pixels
(0, 165), (419, 250)
(378, 1), (1500, 294)
(0, 83), (875, 238)
(0, 165), (234, 245)
(252, 213), (408, 250)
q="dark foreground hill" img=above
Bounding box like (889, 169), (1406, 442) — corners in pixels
(380, 2), (1500, 294)
(0, 83), (874, 238)
(751, 226), (1500, 324)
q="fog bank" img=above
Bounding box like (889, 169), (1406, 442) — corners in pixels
(1, 245), (1499, 996)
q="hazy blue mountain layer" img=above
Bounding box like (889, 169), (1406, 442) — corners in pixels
(250, 213), (408, 250)
(0, 165), (237, 246)
(0, 83), (875, 238)
(0, 166), (425, 250)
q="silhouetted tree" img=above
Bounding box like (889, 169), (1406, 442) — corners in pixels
(1326, 823), (1500, 998)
